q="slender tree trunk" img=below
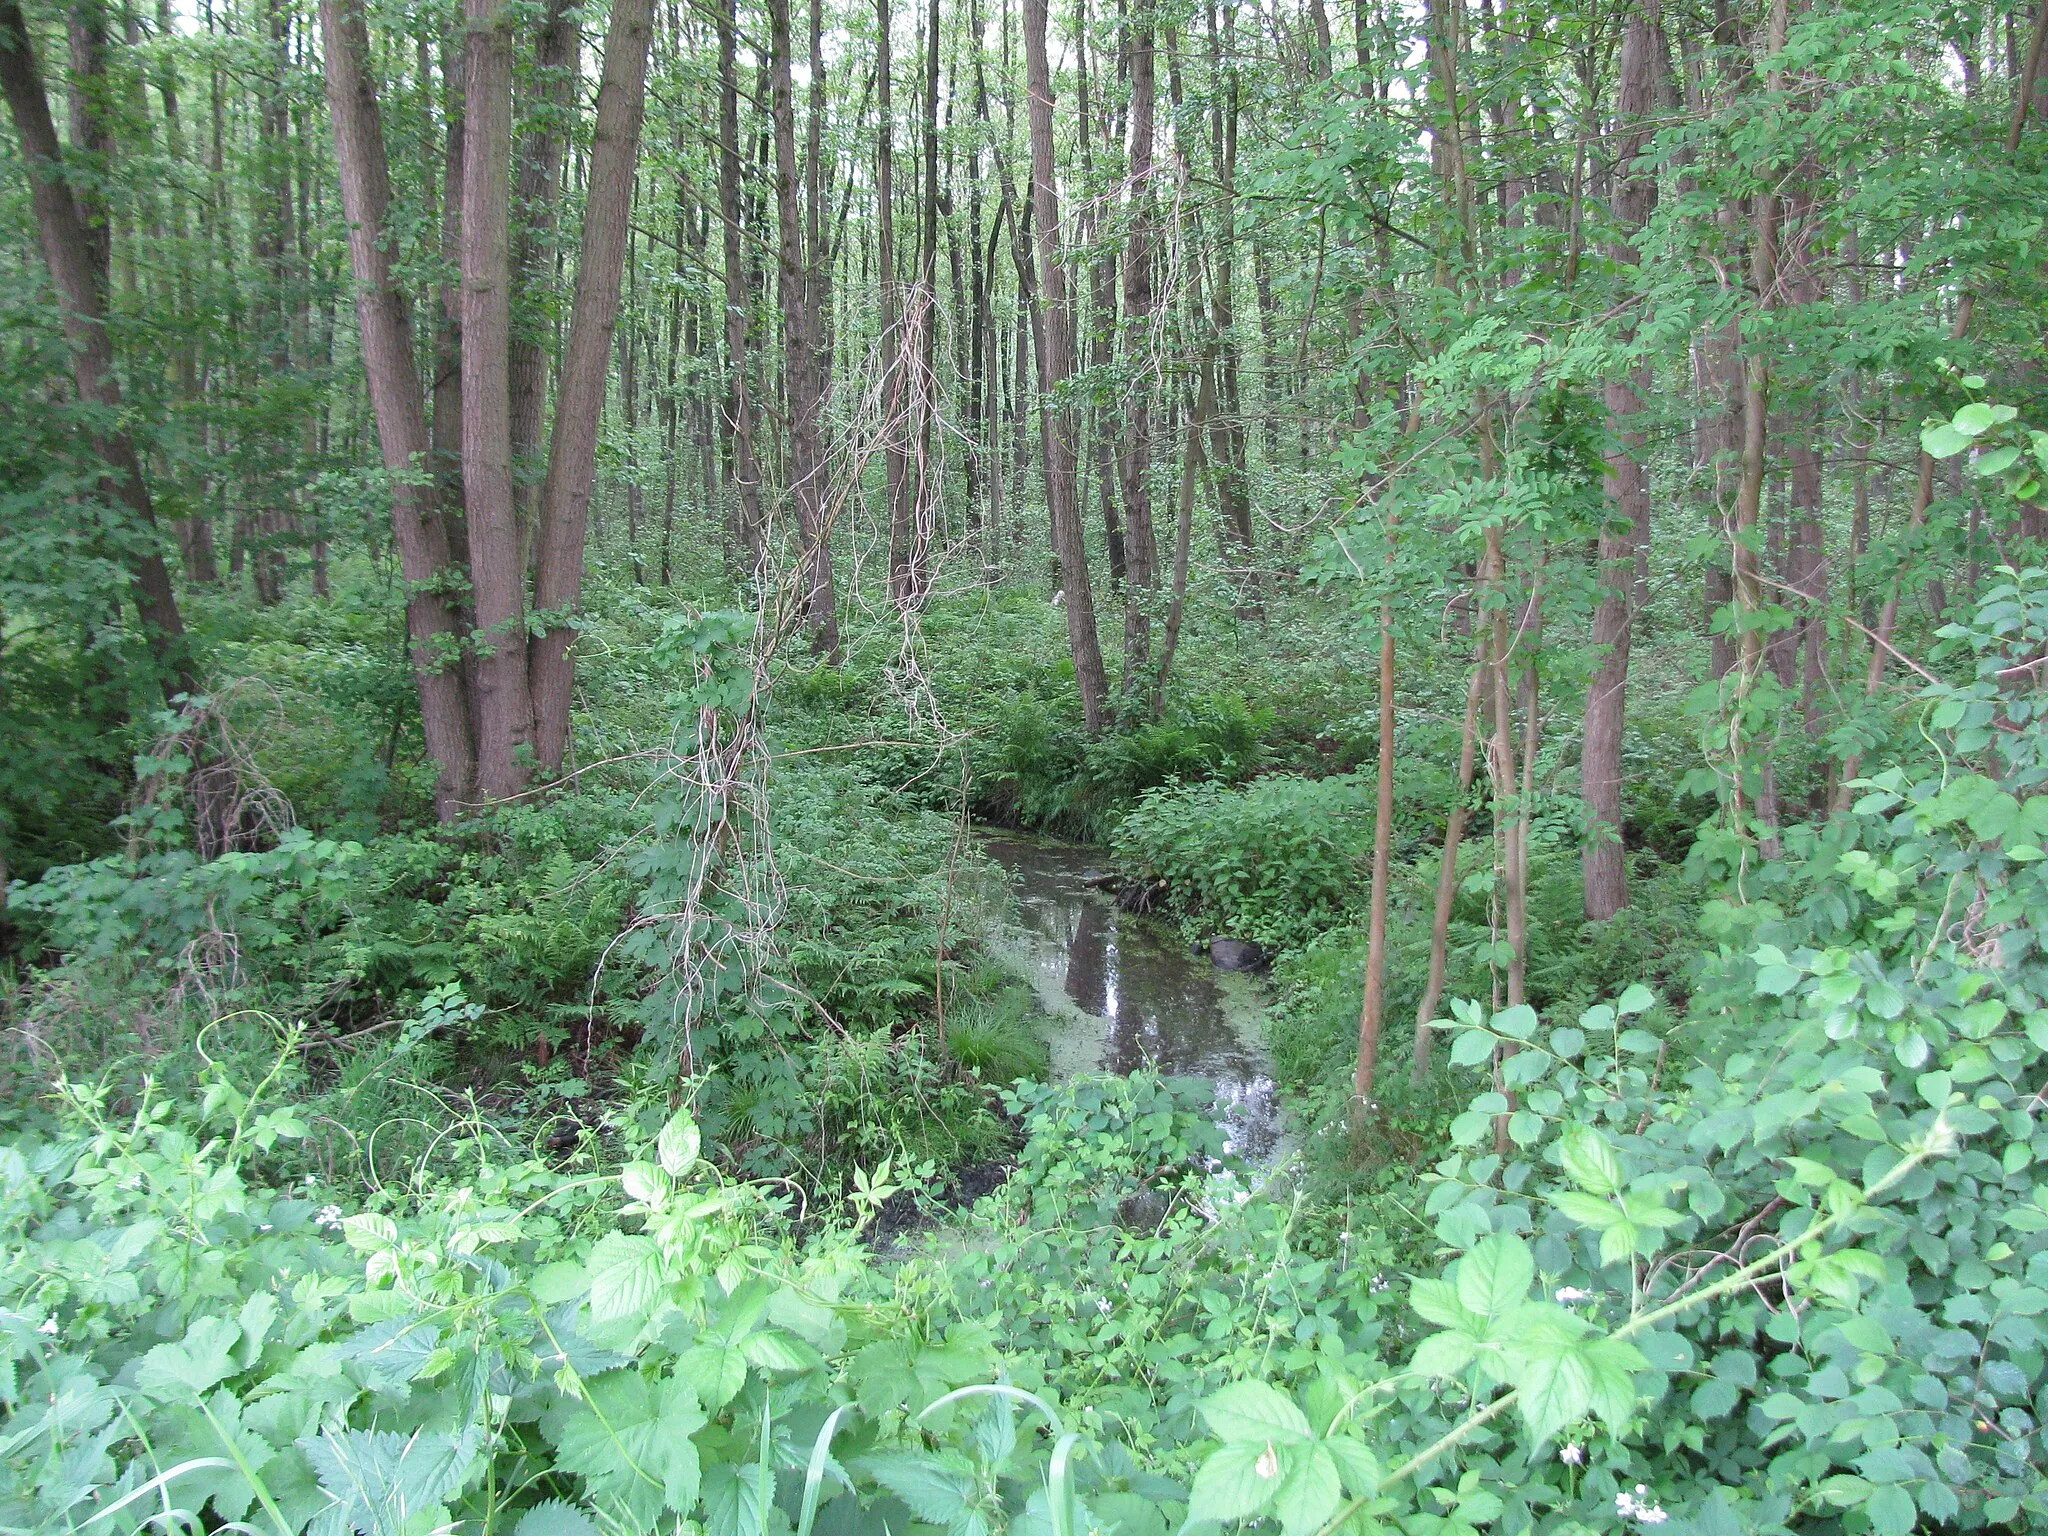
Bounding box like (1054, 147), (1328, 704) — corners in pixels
(1353, 510), (1397, 1111)
(509, 0), (576, 571)
(530, 0), (654, 773)
(1411, 650), (1483, 1083)
(907, 0), (941, 601)
(433, 32), (468, 560)
(1117, 9), (1159, 698)
(318, 0), (477, 819)
(768, 0), (839, 654)
(715, 0), (762, 571)
(0, 0), (193, 700)
(879, 0), (912, 602)
(1022, 0), (1108, 729)
(1582, 10), (1659, 921)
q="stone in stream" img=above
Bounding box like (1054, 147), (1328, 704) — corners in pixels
(1206, 937), (1267, 972)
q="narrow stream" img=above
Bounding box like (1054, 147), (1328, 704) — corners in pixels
(980, 836), (1282, 1159)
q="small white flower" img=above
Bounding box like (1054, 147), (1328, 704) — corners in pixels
(37, 1317), (58, 1336)
(315, 1204), (345, 1230)
(1369, 1273), (1390, 1293)
(1638, 1507), (1669, 1526)
(1097, 1298), (1112, 1315)
(1555, 1286), (1593, 1303)
(1558, 1442), (1583, 1466)
(1616, 1493), (1640, 1520)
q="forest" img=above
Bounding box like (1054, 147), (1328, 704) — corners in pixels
(3, 0), (2047, 1526)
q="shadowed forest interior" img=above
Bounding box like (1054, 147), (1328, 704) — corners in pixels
(4, 0), (2048, 1529)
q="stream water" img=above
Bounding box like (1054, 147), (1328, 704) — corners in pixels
(980, 836), (1283, 1159)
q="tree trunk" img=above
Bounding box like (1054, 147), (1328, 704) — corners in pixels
(530, 0), (654, 773)
(1022, 0), (1108, 730)
(0, 0), (193, 701)
(715, 0), (762, 571)
(1581, 10), (1658, 922)
(1352, 511), (1397, 1111)
(318, 0), (477, 820)
(768, 0), (838, 655)
(907, 0), (941, 603)
(879, 0), (911, 603)
(1117, 8), (1159, 698)
(509, 0), (577, 571)
(1411, 650), (1483, 1083)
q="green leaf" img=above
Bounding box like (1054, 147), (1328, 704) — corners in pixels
(1321, 1436), (1378, 1498)
(1199, 1381), (1311, 1445)
(301, 1428), (482, 1536)
(1492, 1004), (1538, 1040)
(675, 1343), (750, 1410)
(1866, 1485), (1916, 1536)
(1954, 401), (2016, 435)
(550, 1371), (704, 1517)
(1614, 984), (1655, 1016)
(514, 1501), (600, 1536)
(137, 1317), (242, 1401)
(1270, 1445), (1342, 1536)
(1922, 421), (1973, 458)
(1410, 1330), (1479, 1379)
(1558, 1123), (1623, 1197)
(1454, 1235), (1534, 1322)
(657, 1113), (702, 1177)
(1552, 1191), (1623, 1230)
(586, 1234), (664, 1327)
(1449, 1028), (1496, 1068)
(1187, 1442), (1281, 1524)
(865, 1452), (979, 1527)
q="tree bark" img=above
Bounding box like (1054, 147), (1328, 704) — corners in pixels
(879, 0), (912, 603)
(530, 0), (654, 773)
(1022, 0), (1109, 730)
(1411, 649), (1483, 1083)
(1117, 8), (1160, 698)
(1352, 510), (1397, 1110)
(0, 0), (193, 700)
(1581, 10), (1658, 921)
(460, 0), (535, 802)
(768, 0), (839, 654)
(715, 0), (762, 571)
(318, 0), (477, 819)
(509, 0), (577, 571)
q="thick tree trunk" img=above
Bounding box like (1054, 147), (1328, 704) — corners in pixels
(319, 0), (477, 820)
(1022, 0), (1108, 730)
(460, 0), (535, 802)
(530, 0), (654, 773)
(0, 0), (193, 700)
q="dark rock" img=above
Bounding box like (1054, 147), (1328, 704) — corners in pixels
(1117, 1188), (1169, 1231)
(1209, 937), (1267, 972)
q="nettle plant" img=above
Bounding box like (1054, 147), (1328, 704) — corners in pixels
(0, 1060), (1152, 1536)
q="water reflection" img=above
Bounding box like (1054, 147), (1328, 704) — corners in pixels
(980, 836), (1282, 1159)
